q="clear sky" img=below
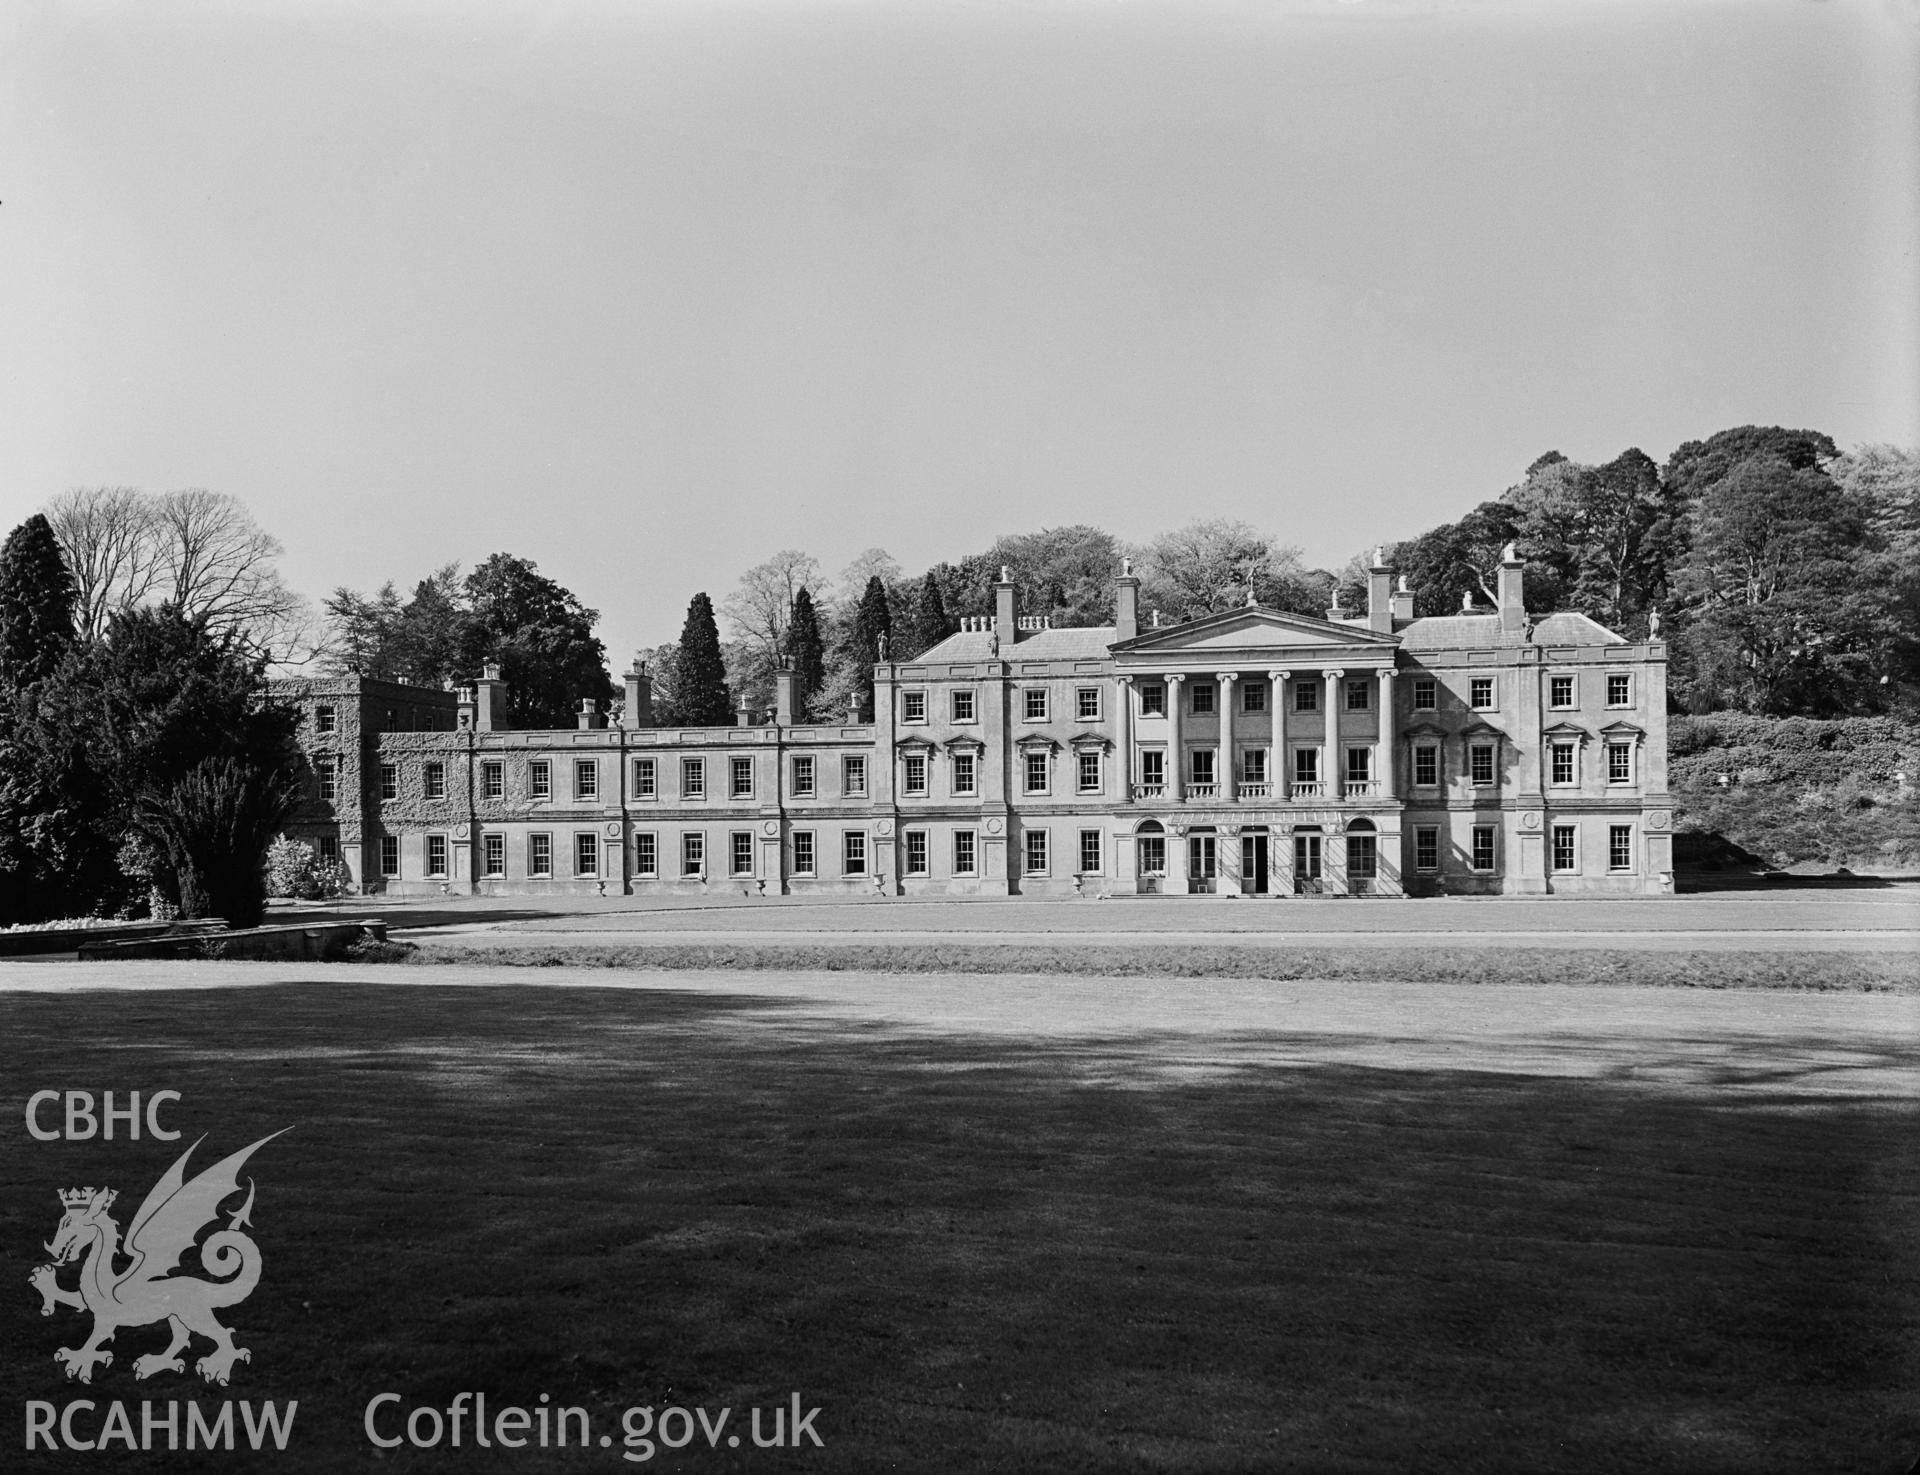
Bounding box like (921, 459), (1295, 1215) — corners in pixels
(2, 0), (1914, 666)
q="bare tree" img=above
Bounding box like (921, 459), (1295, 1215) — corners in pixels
(722, 548), (821, 662)
(835, 548), (901, 606)
(43, 487), (163, 641)
(41, 487), (313, 664)
(148, 489), (310, 659)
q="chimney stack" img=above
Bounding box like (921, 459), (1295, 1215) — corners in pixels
(577, 697), (605, 730)
(1367, 546), (1394, 634)
(1114, 557), (1139, 642)
(774, 668), (796, 726)
(623, 658), (654, 727)
(473, 661), (507, 731)
(993, 565), (1018, 649)
(1389, 575), (1415, 625)
(1497, 542), (1527, 634)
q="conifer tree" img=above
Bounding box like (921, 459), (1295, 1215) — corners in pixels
(846, 575), (892, 720)
(0, 514), (77, 692)
(671, 592), (732, 726)
(906, 570), (955, 657)
(787, 586), (827, 719)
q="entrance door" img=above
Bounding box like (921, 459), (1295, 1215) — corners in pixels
(1293, 833), (1323, 894)
(1188, 834), (1217, 894)
(1138, 835), (1167, 894)
(1241, 834), (1269, 894)
(1347, 834), (1378, 895)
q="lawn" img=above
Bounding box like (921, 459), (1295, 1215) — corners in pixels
(3, 979), (1916, 1473)
(398, 940), (1920, 992)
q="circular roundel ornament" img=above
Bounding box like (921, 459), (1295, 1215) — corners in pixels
(985, 817), (1004, 836)
(1647, 810), (1671, 830)
(762, 819), (780, 837)
(1520, 811), (1542, 831)
(876, 818), (894, 837)
(453, 823), (470, 840)
(604, 822), (622, 839)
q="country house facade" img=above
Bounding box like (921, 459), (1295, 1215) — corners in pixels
(275, 551), (1673, 898)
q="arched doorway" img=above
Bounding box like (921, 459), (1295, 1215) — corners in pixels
(1346, 818), (1378, 895)
(1134, 820), (1167, 894)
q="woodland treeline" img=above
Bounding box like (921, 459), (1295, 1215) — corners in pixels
(323, 425), (1920, 725)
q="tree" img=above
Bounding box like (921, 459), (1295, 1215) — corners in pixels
(391, 564), (476, 687)
(787, 587), (827, 718)
(461, 555), (615, 729)
(147, 490), (311, 661)
(135, 757), (297, 928)
(903, 570), (955, 658)
(1393, 500), (1527, 617)
(669, 593), (732, 726)
(0, 514), (77, 691)
(723, 550), (821, 665)
(837, 549), (902, 605)
(1664, 426), (1839, 510)
(842, 576), (892, 720)
(321, 582), (407, 679)
(1138, 520), (1316, 622)
(1502, 448), (1673, 635)
(1670, 453), (1889, 713)
(42, 487), (310, 662)
(43, 488), (162, 643)
(0, 605), (299, 923)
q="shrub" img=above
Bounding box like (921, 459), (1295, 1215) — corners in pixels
(265, 834), (351, 901)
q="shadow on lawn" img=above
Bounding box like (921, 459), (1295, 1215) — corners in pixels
(2, 983), (1916, 1474)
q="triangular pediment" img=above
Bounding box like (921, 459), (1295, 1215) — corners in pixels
(1115, 606), (1396, 659)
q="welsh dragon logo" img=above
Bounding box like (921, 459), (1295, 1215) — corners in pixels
(29, 1131), (287, 1386)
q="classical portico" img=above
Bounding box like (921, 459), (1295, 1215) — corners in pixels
(1108, 605), (1403, 896)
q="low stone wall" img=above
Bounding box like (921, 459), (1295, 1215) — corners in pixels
(77, 920), (390, 963)
(0, 920), (227, 959)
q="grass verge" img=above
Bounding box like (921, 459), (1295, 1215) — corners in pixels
(398, 941), (1920, 992)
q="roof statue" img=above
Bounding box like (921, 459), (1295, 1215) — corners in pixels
(1502, 541), (1519, 562)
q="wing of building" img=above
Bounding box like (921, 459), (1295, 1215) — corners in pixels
(274, 550), (1673, 899)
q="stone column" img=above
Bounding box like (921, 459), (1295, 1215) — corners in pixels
(1218, 672), (1238, 802)
(1377, 668), (1396, 799)
(1321, 668), (1345, 799)
(1115, 674), (1134, 804)
(1166, 674), (1185, 803)
(1269, 669), (1291, 801)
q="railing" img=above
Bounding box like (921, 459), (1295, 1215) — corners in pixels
(1344, 780), (1382, 799)
(1237, 783), (1270, 799)
(1290, 782), (1326, 800)
(1186, 783), (1218, 800)
(1136, 782), (1166, 799)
